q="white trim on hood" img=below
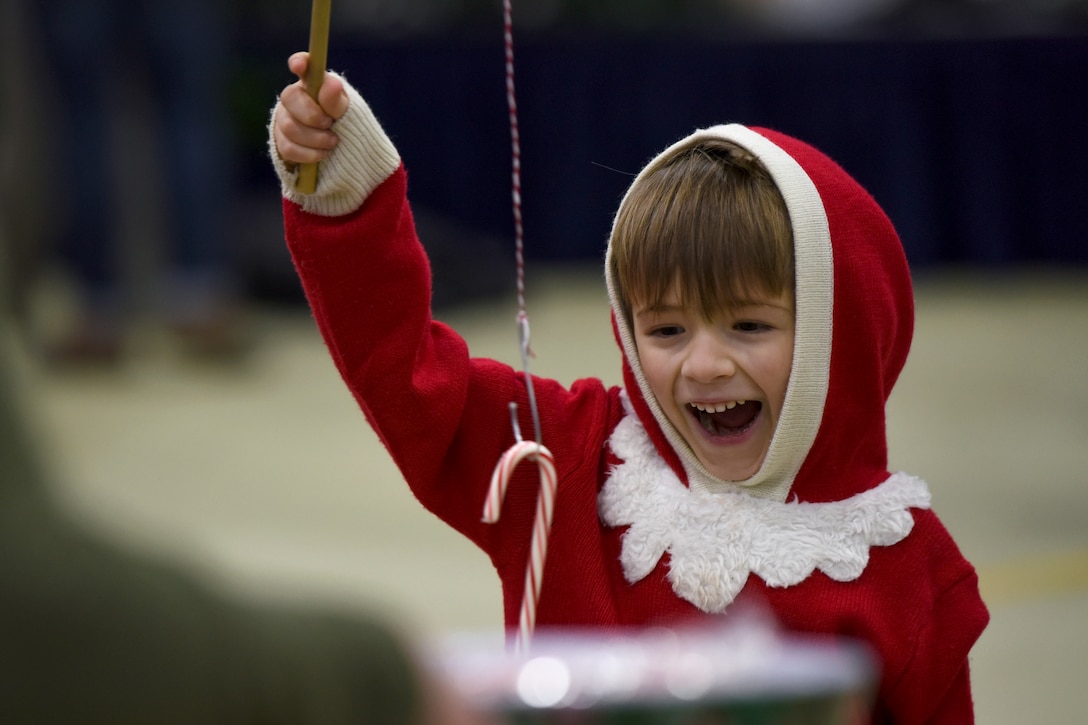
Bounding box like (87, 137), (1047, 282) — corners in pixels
(605, 124), (833, 502)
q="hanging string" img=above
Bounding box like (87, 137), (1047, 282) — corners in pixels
(504, 0), (524, 315)
(483, 0), (556, 655)
(503, 0), (542, 447)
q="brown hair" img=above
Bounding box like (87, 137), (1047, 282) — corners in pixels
(609, 137), (794, 320)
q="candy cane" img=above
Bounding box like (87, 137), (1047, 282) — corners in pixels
(484, 436), (557, 654)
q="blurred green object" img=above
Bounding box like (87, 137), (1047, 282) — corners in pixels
(501, 694), (863, 724)
(0, 319), (422, 724)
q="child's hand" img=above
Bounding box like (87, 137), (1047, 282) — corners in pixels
(272, 52), (350, 167)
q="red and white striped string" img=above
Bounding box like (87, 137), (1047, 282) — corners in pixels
(482, 0), (557, 655)
(503, 0), (527, 321)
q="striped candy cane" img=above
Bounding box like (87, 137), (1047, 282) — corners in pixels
(484, 433), (557, 654)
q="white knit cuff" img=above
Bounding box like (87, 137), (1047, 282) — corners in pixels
(268, 73), (401, 217)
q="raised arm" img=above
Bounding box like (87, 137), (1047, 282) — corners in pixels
(265, 56), (617, 615)
(266, 55), (527, 545)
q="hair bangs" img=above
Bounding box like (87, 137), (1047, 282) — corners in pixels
(611, 139), (794, 321)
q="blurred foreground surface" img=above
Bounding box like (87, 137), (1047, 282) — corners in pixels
(13, 265), (1088, 724)
(431, 614), (877, 723)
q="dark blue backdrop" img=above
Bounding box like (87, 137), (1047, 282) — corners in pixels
(247, 34), (1088, 275)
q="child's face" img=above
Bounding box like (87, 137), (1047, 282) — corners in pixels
(632, 286), (795, 482)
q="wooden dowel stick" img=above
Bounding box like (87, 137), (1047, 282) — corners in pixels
(296, 0), (332, 194)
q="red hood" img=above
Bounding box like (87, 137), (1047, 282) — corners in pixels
(607, 125), (913, 504)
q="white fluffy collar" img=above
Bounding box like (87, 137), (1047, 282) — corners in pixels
(598, 407), (932, 613)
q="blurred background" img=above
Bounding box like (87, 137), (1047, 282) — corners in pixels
(1, 0), (1086, 722)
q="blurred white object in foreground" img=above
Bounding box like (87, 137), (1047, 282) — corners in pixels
(429, 606), (877, 723)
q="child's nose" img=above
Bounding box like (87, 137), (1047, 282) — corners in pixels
(681, 331), (736, 383)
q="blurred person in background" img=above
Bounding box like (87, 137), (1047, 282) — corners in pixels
(32, 0), (246, 365)
(0, 242), (488, 725)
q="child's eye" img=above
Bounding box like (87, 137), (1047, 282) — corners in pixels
(651, 325), (685, 338)
(735, 321), (771, 333)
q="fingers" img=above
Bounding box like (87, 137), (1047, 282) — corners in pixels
(287, 51), (310, 80)
(273, 101), (338, 166)
(274, 53), (350, 165)
(287, 51), (349, 119)
(318, 74), (350, 120)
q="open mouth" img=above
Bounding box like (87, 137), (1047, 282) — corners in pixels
(689, 400), (762, 438)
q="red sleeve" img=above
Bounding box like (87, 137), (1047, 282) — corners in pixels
(282, 167), (614, 570)
(880, 550), (989, 724)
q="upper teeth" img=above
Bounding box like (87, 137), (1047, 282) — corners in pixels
(692, 401), (746, 413)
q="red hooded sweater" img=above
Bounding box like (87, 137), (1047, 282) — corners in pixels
(272, 80), (988, 724)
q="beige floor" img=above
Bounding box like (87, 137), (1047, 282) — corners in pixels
(13, 265), (1088, 723)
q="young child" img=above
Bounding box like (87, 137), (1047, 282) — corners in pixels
(270, 52), (988, 723)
